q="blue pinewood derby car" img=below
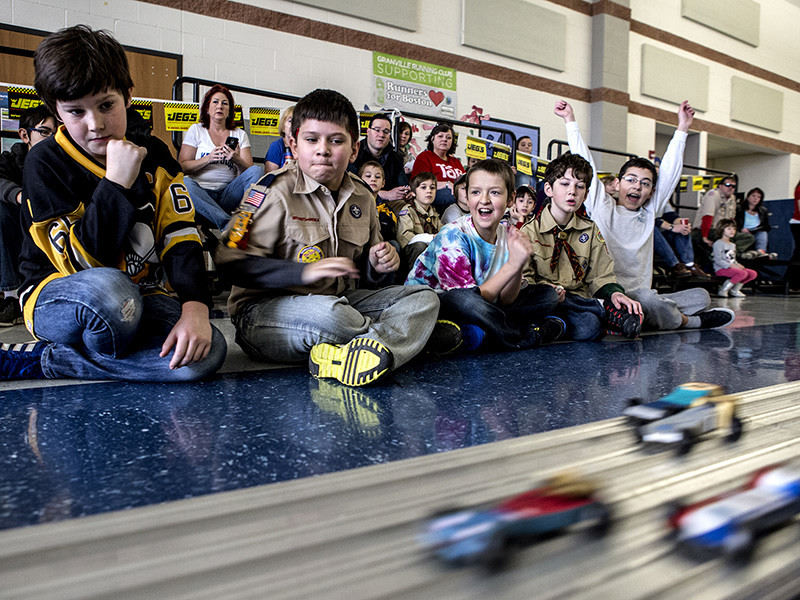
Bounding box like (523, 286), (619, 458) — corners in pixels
(421, 474), (610, 567)
(667, 464), (800, 561)
(624, 382), (725, 426)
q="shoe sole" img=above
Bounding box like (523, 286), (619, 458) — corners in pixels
(309, 338), (391, 387)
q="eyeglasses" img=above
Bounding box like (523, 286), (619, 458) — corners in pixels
(722, 182), (735, 187)
(369, 127), (391, 135)
(621, 174), (652, 189)
(30, 127), (54, 137)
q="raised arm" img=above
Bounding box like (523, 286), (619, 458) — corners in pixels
(554, 100), (606, 218)
(651, 100), (693, 215)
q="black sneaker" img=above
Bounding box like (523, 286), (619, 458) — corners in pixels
(0, 342), (46, 380)
(697, 307), (735, 329)
(0, 297), (23, 327)
(309, 337), (393, 386)
(604, 304), (642, 338)
(425, 320), (463, 356)
(537, 316), (567, 344)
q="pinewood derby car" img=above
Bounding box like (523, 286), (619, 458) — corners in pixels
(667, 464), (800, 561)
(421, 473), (610, 567)
(632, 385), (743, 455)
(624, 382), (725, 426)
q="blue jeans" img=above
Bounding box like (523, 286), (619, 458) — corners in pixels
(654, 228), (694, 267)
(438, 284), (560, 350)
(0, 201), (22, 291)
(184, 165), (263, 229)
(556, 292), (605, 341)
(233, 285), (439, 369)
(32, 268), (226, 381)
(751, 230), (768, 252)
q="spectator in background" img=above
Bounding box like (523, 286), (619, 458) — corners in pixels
(790, 179), (800, 290)
(515, 135), (534, 188)
(0, 104), (57, 326)
(411, 122), (465, 210)
(654, 211), (710, 279)
(736, 187), (775, 258)
(396, 120), (414, 174)
(178, 84), (263, 229)
(265, 105), (295, 173)
(349, 113), (409, 206)
(693, 175), (754, 254)
(441, 174), (469, 224)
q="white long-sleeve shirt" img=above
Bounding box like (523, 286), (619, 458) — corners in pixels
(565, 121), (687, 292)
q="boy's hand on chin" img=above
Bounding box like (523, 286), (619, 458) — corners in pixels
(105, 139), (147, 189)
(370, 241), (400, 273)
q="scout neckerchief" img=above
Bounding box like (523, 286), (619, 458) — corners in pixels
(549, 223), (584, 280)
(412, 203), (438, 235)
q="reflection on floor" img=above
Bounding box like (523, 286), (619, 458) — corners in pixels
(2, 295), (800, 530)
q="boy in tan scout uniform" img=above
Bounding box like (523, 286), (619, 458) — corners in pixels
(215, 89), (440, 387)
(522, 152), (643, 340)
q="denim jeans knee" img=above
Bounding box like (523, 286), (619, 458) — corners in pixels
(34, 268), (143, 358)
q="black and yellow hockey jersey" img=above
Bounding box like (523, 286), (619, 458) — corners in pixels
(19, 125), (210, 330)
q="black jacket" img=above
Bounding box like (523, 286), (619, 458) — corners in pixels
(0, 142), (27, 206)
(349, 140), (408, 190)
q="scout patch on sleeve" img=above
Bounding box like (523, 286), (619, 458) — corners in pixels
(225, 188), (266, 248)
(297, 245), (324, 263)
(595, 230), (605, 243)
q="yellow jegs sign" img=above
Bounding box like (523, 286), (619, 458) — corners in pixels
(250, 107), (281, 136)
(465, 135), (487, 160)
(516, 151), (532, 176)
(164, 102), (199, 132)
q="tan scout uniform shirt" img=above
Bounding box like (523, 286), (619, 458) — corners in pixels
(395, 201), (442, 247)
(693, 187), (736, 229)
(216, 162), (382, 315)
(521, 206), (618, 298)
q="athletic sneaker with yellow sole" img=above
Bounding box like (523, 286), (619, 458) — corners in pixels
(309, 337), (393, 386)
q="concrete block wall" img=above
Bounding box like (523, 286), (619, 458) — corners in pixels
(1, 0), (799, 194)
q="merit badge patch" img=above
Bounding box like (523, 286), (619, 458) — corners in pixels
(579, 232), (589, 244)
(297, 245), (324, 263)
(350, 204), (362, 219)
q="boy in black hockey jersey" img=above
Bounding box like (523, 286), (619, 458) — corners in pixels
(0, 25), (226, 381)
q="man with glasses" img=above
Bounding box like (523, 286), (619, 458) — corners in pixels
(349, 113), (410, 208)
(693, 175), (753, 254)
(0, 104), (56, 326)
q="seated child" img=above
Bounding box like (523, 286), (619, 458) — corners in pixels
(405, 158), (563, 351)
(555, 98), (734, 331)
(215, 88), (440, 387)
(0, 25), (226, 382)
(506, 185), (537, 229)
(359, 160), (398, 244)
(396, 171), (442, 269)
(713, 219), (757, 297)
(521, 152), (643, 340)
(441, 173), (469, 224)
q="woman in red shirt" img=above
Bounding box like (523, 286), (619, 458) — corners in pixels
(410, 123), (465, 209)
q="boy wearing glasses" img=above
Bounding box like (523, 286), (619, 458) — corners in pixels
(0, 104), (57, 326)
(554, 99), (734, 331)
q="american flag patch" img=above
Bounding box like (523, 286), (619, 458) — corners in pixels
(244, 189), (266, 209)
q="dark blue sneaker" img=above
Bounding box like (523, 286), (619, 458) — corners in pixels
(460, 324), (486, 351)
(0, 342), (46, 380)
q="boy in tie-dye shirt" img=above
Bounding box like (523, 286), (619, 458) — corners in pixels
(405, 159), (562, 351)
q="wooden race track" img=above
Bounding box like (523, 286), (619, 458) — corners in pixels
(2, 381), (800, 599)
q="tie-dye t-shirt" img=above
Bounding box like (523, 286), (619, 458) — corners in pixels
(405, 215), (508, 290)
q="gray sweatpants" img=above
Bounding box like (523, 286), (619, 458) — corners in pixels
(627, 287), (710, 331)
